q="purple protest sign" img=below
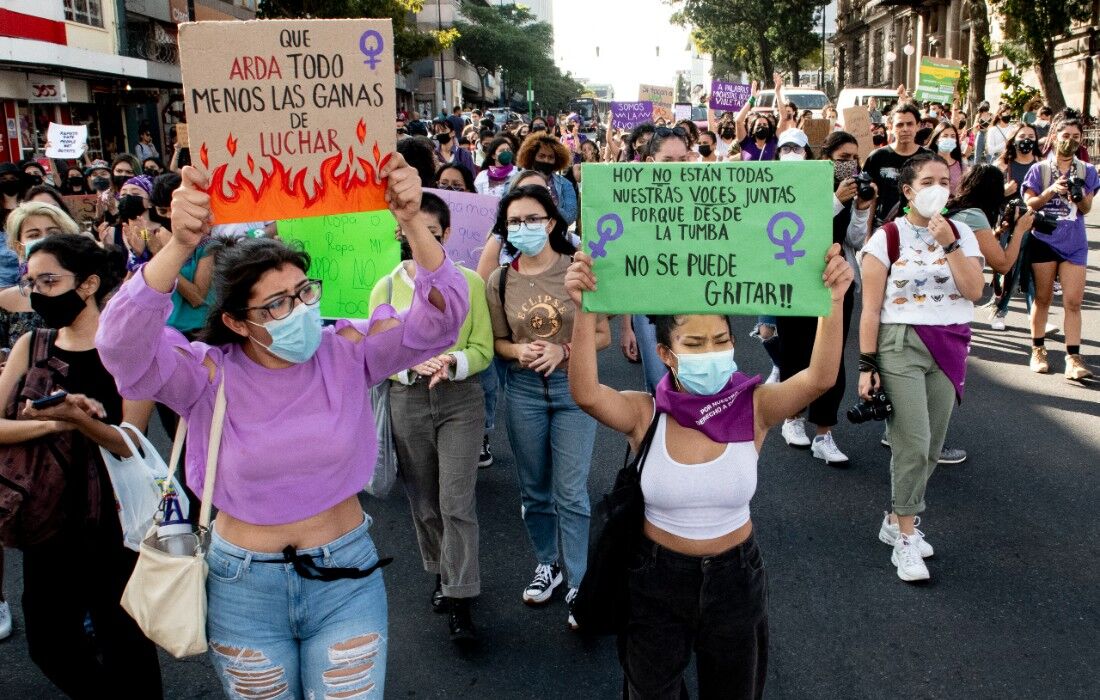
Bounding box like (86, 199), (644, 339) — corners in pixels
(709, 80), (752, 111)
(611, 101), (654, 130)
(426, 187), (500, 269)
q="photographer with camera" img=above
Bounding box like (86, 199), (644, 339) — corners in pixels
(858, 153), (985, 582)
(1022, 117), (1096, 381)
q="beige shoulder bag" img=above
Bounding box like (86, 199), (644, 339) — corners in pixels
(121, 377), (227, 658)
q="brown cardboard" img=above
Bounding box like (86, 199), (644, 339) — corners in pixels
(842, 106), (874, 160)
(63, 194), (98, 225)
(801, 118), (832, 150)
(175, 123), (189, 148)
(638, 84), (674, 124)
(178, 18), (396, 223)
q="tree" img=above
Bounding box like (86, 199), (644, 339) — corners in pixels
(965, 0), (991, 116)
(994, 0), (1092, 112)
(258, 0), (444, 70)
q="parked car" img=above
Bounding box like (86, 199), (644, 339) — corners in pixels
(836, 88), (899, 123)
(755, 88), (830, 118)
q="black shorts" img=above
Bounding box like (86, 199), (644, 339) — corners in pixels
(1028, 235), (1067, 264)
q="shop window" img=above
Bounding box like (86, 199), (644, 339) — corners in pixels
(64, 0), (104, 28)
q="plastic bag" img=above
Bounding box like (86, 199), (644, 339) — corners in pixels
(365, 383), (398, 498)
(100, 423), (189, 551)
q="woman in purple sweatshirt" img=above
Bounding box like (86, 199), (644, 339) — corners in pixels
(95, 155), (468, 699)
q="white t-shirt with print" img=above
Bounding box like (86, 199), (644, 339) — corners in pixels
(860, 217), (984, 326)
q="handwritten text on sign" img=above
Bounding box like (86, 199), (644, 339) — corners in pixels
(178, 19), (396, 225)
(45, 123), (88, 159)
(425, 187), (499, 269)
(611, 101), (653, 130)
(579, 161), (834, 316)
(709, 81), (751, 111)
(278, 210), (400, 320)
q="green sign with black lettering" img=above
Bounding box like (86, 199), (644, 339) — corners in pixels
(579, 161), (835, 316)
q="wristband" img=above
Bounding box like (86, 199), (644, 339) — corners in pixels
(943, 240), (961, 255)
(748, 97), (756, 107)
(858, 352), (879, 374)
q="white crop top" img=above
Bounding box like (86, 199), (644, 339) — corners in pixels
(640, 413), (758, 540)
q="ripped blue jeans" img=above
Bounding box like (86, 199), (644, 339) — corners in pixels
(206, 513), (388, 699)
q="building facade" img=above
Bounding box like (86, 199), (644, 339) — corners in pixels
(833, 0), (1100, 113)
(0, 0), (255, 166)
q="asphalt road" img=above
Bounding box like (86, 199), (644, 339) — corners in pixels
(2, 225), (1098, 699)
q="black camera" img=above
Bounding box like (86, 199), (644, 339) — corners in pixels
(1066, 173), (1086, 203)
(854, 172), (875, 201)
(1004, 198), (1057, 235)
(847, 392), (893, 424)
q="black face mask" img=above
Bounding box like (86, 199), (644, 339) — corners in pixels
(1015, 139), (1036, 154)
(144, 168), (160, 178)
(31, 289), (88, 329)
(873, 133), (888, 146)
(112, 174), (131, 189)
(752, 126), (769, 140)
(67, 176), (85, 189)
(720, 128), (735, 139)
(698, 144), (714, 157)
(436, 133), (452, 145)
(28, 175), (43, 186)
(532, 160), (557, 175)
(150, 211), (172, 229)
(92, 176), (111, 192)
(118, 194), (147, 222)
(0, 180), (21, 197)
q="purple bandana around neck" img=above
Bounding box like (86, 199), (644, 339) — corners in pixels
(653, 371), (761, 443)
(913, 324), (971, 403)
(487, 164), (514, 181)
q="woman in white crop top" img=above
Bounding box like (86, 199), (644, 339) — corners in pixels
(566, 246), (853, 699)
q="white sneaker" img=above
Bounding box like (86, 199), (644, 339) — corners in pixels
(766, 365), (781, 384)
(781, 418), (811, 448)
(0, 600), (11, 640)
(565, 587), (579, 630)
(877, 512), (934, 558)
(522, 563), (562, 605)
(811, 432), (849, 465)
(1053, 281), (1062, 295)
(990, 311), (1006, 331)
(891, 533), (931, 582)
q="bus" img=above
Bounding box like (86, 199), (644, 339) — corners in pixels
(568, 98), (608, 132)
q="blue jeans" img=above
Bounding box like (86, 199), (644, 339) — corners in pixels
(206, 513), (388, 698)
(504, 367), (598, 589)
(633, 314), (667, 393)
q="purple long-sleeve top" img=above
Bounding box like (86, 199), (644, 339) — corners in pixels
(96, 257), (468, 525)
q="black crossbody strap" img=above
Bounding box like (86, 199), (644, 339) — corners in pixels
(623, 408), (662, 474)
(281, 546), (394, 582)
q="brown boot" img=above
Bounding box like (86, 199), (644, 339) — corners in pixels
(1065, 354), (1094, 381)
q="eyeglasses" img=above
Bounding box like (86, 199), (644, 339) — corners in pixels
(436, 183), (467, 191)
(242, 280), (323, 321)
(505, 215), (549, 232)
(655, 126), (688, 138)
(19, 273), (76, 297)
(779, 145), (806, 154)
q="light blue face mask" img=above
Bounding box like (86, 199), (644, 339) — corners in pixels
(672, 349), (738, 395)
(509, 222), (548, 256)
(248, 301), (323, 364)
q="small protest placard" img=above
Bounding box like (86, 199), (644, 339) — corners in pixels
(45, 123), (87, 159)
(709, 80), (751, 111)
(674, 103), (692, 123)
(425, 187), (499, 269)
(638, 84), (674, 123)
(175, 123), (189, 147)
(611, 101), (654, 130)
(579, 161), (834, 316)
(801, 118), (832, 150)
(842, 106), (874, 160)
(913, 57), (963, 103)
(63, 194), (99, 225)
(178, 18), (396, 224)
(277, 210), (400, 319)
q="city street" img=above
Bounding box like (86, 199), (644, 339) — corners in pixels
(2, 220), (1097, 699)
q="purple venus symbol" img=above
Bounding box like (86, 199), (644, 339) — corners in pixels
(359, 30), (384, 70)
(767, 211), (806, 266)
(588, 213), (624, 258)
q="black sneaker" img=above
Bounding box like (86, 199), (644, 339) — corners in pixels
(448, 598), (477, 643)
(522, 563), (562, 605)
(478, 435), (493, 468)
(431, 575), (449, 614)
(566, 587), (579, 631)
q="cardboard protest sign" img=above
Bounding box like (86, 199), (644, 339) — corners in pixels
(674, 103), (692, 123)
(709, 80), (751, 111)
(277, 210), (400, 319)
(579, 161), (834, 316)
(175, 123), (189, 147)
(425, 187), (499, 269)
(841, 106), (874, 160)
(45, 123), (87, 159)
(178, 18), (396, 224)
(611, 101), (653, 130)
(801, 118), (832, 150)
(913, 57), (962, 103)
(63, 194), (99, 225)
(638, 84), (673, 123)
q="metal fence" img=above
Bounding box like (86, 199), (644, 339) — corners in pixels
(1082, 128), (1100, 161)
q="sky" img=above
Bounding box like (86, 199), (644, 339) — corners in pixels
(551, 0), (695, 100)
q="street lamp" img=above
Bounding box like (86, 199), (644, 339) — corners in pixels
(903, 43), (914, 56)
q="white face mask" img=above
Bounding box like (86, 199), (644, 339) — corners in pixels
(937, 138), (957, 153)
(910, 184), (950, 218)
(779, 151), (805, 161)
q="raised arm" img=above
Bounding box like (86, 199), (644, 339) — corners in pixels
(753, 244), (853, 433)
(566, 252), (652, 450)
(975, 210), (1032, 274)
(734, 80), (759, 142)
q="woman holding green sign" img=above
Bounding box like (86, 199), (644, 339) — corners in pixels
(565, 243), (853, 698)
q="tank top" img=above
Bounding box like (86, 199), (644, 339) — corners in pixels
(640, 413), (757, 540)
(49, 340), (124, 425)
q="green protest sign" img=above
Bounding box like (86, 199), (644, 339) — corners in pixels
(580, 161), (834, 316)
(278, 210), (400, 320)
(913, 57), (962, 102)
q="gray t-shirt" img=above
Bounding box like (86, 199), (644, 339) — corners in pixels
(951, 207), (991, 233)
